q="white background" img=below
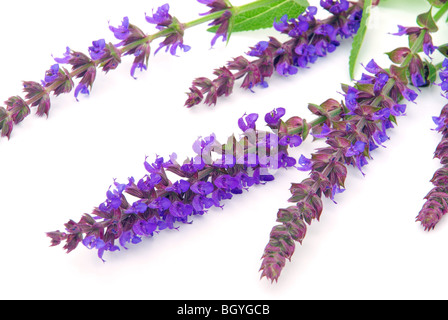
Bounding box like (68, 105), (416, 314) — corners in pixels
(0, 0), (447, 300)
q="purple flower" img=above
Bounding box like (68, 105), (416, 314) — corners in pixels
(279, 134), (302, 147)
(276, 61), (298, 76)
(166, 180), (190, 194)
(274, 14), (289, 32)
(145, 4), (172, 29)
(169, 201), (194, 218)
(311, 123), (331, 138)
(53, 47), (72, 64)
(374, 73), (389, 93)
(433, 116), (445, 131)
(402, 87), (418, 102)
(43, 63), (75, 97)
(82, 235), (106, 250)
(191, 181), (214, 195)
(137, 173), (162, 191)
(247, 41), (269, 57)
(130, 45), (151, 79)
(149, 197), (171, 211)
(320, 0), (350, 15)
(74, 65), (96, 101)
(331, 184), (345, 202)
(133, 219), (158, 236)
(209, 10), (232, 47)
(214, 175), (240, 191)
(345, 141), (366, 157)
(423, 32), (437, 56)
(125, 201), (148, 214)
(288, 19), (309, 38)
(192, 195), (215, 213)
(296, 155), (312, 171)
(44, 64), (60, 84)
(74, 83), (90, 99)
(265, 107), (286, 125)
(198, 0), (230, 15)
(373, 130), (389, 147)
(109, 17), (130, 40)
(119, 231), (142, 249)
(154, 31), (191, 56)
(238, 113), (258, 132)
(391, 104), (406, 116)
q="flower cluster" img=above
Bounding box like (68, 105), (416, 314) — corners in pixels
(185, 0), (363, 107)
(416, 59), (448, 230)
(46, 108), (304, 260)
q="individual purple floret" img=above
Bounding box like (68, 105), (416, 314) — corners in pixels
(259, 48), (430, 281)
(109, 16), (151, 78)
(417, 59), (448, 230)
(185, 1), (363, 107)
(320, 0), (350, 15)
(88, 39), (108, 61)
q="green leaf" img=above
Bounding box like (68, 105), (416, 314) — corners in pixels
(348, 0), (372, 80)
(417, 7), (438, 32)
(208, 0), (308, 33)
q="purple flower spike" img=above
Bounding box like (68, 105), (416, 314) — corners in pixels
(265, 107), (286, 126)
(145, 4), (172, 29)
(109, 17), (130, 40)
